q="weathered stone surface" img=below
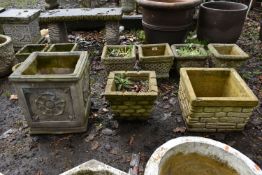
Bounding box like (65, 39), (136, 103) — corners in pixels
(48, 23), (68, 43)
(178, 68), (259, 132)
(105, 21), (120, 44)
(138, 43), (174, 78)
(9, 51), (91, 134)
(0, 35), (15, 77)
(121, 0), (136, 13)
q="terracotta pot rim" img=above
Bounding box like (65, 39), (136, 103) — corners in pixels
(0, 34), (11, 47)
(136, 0), (201, 9)
(201, 1), (248, 12)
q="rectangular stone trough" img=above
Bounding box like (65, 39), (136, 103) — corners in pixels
(9, 51), (91, 134)
(105, 71), (158, 120)
(178, 68), (258, 132)
(47, 43), (78, 52)
(15, 44), (49, 63)
(208, 44), (249, 68)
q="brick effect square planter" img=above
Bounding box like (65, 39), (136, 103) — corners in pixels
(208, 44), (249, 68)
(9, 51), (91, 134)
(178, 68), (258, 132)
(101, 45), (136, 72)
(47, 43), (78, 52)
(105, 71), (158, 120)
(138, 43), (174, 78)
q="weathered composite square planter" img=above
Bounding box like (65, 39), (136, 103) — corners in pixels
(9, 51), (91, 134)
(208, 44), (250, 68)
(105, 71), (158, 120)
(101, 45), (136, 72)
(178, 68), (258, 132)
(138, 43), (174, 78)
(171, 44), (209, 72)
(47, 43), (78, 52)
(15, 44), (49, 63)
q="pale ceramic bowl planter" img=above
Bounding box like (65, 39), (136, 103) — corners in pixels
(145, 136), (262, 175)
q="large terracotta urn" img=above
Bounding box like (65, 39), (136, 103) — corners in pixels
(136, 0), (201, 44)
(0, 35), (15, 77)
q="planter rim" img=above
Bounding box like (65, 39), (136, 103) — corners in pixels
(47, 43), (78, 52)
(101, 45), (136, 60)
(0, 34), (11, 47)
(144, 136), (262, 175)
(171, 44), (209, 60)
(138, 43), (174, 60)
(200, 1), (248, 12)
(136, 0), (202, 9)
(15, 44), (49, 56)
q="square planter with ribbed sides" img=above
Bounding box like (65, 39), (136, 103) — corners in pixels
(15, 44), (49, 63)
(9, 51), (91, 134)
(138, 43), (174, 78)
(47, 43), (78, 52)
(101, 45), (136, 72)
(178, 68), (258, 132)
(208, 44), (249, 68)
(171, 44), (209, 72)
(105, 71), (158, 120)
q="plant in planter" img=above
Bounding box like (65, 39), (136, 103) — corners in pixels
(101, 45), (136, 72)
(208, 44), (250, 68)
(138, 43), (174, 78)
(105, 71), (158, 120)
(47, 43), (78, 52)
(9, 51), (91, 134)
(171, 44), (209, 72)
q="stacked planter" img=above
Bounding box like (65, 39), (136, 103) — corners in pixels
(9, 51), (91, 134)
(208, 44), (249, 68)
(138, 43), (174, 78)
(178, 68), (258, 132)
(105, 71), (158, 120)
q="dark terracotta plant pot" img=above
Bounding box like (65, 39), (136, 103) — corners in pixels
(137, 0), (201, 44)
(197, 1), (248, 43)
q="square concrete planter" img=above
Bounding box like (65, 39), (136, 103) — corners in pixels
(105, 71), (158, 120)
(0, 9), (41, 50)
(178, 68), (258, 132)
(138, 43), (174, 78)
(101, 45), (136, 72)
(47, 43), (78, 52)
(9, 51), (91, 134)
(60, 159), (128, 175)
(171, 44), (209, 72)
(15, 44), (49, 63)
(208, 44), (250, 68)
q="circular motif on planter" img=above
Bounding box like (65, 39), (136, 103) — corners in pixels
(35, 92), (66, 116)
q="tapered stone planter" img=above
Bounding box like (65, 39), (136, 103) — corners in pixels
(60, 159), (128, 175)
(101, 45), (136, 72)
(105, 71), (158, 120)
(208, 44), (250, 68)
(9, 52), (91, 134)
(138, 43), (174, 78)
(171, 44), (209, 72)
(0, 34), (15, 77)
(178, 68), (258, 132)
(145, 137), (262, 175)
(15, 44), (49, 63)
(47, 43), (78, 52)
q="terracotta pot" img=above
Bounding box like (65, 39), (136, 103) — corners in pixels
(197, 1), (248, 43)
(0, 35), (15, 77)
(136, 0), (201, 44)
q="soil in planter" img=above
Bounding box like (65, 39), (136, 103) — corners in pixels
(160, 152), (239, 175)
(0, 37), (6, 44)
(176, 45), (207, 57)
(107, 46), (133, 58)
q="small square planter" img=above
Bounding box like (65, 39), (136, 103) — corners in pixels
(208, 44), (249, 68)
(9, 51), (91, 134)
(15, 44), (49, 63)
(101, 45), (136, 72)
(138, 43), (174, 78)
(171, 44), (209, 72)
(105, 71), (158, 120)
(178, 68), (258, 132)
(47, 43), (78, 52)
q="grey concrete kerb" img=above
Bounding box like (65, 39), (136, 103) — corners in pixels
(145, 136), (262, 175)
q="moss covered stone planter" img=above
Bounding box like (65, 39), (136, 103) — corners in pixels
(208, 44), (249, 68)
(101, 45), (136, 72)
(47, 43), (78, 52)
(178, 68), (258, 132)
(15, 44), (49, 63)
(0, 34), (15, 77)
(105, 71), (158, 120)
(171, 44), (209, 72)
(9, 51), (91, 134)
(138, 43), (174, 78)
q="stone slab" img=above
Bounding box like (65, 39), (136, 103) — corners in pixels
(40, 8), (122, 23)
(0, 9), (40, 23)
